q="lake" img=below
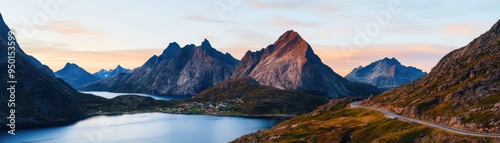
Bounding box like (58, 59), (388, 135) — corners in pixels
(80, 91), (193, 100)
(0, 92), (277, 143)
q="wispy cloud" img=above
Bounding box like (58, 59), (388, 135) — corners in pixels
(269, 16), (319, 27)
(41, 21), (103, 35)
(246, 1), (304, 10)
(311, 43), (453, 76)
(443, 23), (483, 36)
(24, 47), (163, 73)
(179, 14), (231, 23)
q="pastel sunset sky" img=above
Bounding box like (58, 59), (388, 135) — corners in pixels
(1, 0), (499, 76)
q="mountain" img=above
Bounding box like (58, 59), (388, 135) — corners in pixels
(232, 30), (380, 98)
(232, 98), (492, 142)
(28, 55), (55, 76)
(0, 13), (104, 128)
(363, 19), (500, 133)
(191, 77), (328, 115)
(55, 63), (100, 90)
(93, 65), (131, 79)
(84, 40), (239, 96)
(345, 57), (427, 90)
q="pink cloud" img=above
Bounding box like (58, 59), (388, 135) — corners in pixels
(246, 1), (304, 9)
(310, 43), (453, 76)
(24, 47), (163, 73)
(42, 21), (102, 35)
(270, 17), (319, 27)
(443, 23), (482, 36)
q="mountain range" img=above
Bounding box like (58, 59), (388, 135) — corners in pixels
(93, 65), (131, 79)
(363, 19), (500, 133)
(85, 30), (380, 99)
(233, 19), (500, 142)
(345, 57), (427, 90)
(232, 30), (381, 98)
(55, 63), (100, 90)
(84, 40), (239, 95)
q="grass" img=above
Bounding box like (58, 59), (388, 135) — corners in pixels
(232, 103), (495, 143)
(462, 111), (498, 124)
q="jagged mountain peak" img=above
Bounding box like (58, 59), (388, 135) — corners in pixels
(85, 39), (239, 96)
(55, 62), (99, 89)
(345, 57), (426, 89)
(159, 42), (182, 61)
(379, 57), (401, 66)
(201, 38), (212, 48)
(232, 30), (380, 98)
(60, 62), (83, 71)
(115, 64), (124, 70)
(277, 30), (301, 42)
(273, 30), (310, 54)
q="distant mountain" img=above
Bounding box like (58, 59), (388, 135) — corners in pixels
(0, 13), (104, 128)
(84, 40), (239, 96)
(93, 65), (131, 79)
(345, 57), (427, 90)
(232, 30), (380, 98)
(192, 77), (328, 115)
(55, 63), (100, 90)
(363, 19), (500, 133)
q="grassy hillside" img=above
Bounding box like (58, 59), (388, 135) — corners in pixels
(191, 78), (328, 115)
(362, 21), (500, 133)
(232, 98), (496, 143)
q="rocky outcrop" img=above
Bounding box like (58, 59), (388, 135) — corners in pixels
(232, 30), (380, 98)
(345, 57), (427, 90)
(363, 19), (500, 133)
(84, 40), (239, 96)
(55, 62), (100, 89)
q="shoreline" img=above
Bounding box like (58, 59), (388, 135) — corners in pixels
(2, 111), (295, 131)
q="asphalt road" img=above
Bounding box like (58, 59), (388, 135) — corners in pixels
(350, 101), (500, 138)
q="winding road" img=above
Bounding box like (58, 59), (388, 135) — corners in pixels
(350, 101), (500, 138)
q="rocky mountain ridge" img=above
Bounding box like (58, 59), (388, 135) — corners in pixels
(55, 62), (100, 89)
(232, 30), (381, 98)
(84, 40), (239, 96)
(93, 65), (131, 79)
(345, 57), (427, 90)
(362, 19), (500, 133)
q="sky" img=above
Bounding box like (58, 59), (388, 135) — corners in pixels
(0, 0), (499, 76)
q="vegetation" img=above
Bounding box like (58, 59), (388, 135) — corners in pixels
(232, 102), (495, 143)
(191, 78), (328, 115)
(82, 78), (328, 118)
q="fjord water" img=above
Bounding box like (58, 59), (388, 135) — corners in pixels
(81, 91), (193, 100)
(0, 92), (275, 143)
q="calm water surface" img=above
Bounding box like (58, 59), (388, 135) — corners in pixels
(81, 91), (192, 100)
(0, 92), (275, 143)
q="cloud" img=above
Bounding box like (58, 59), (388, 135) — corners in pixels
(269, 16), (319, 27)
(246, 1), (304, 10)
(310, 43), (453, 76)
(23, 47), (163, 73)
(443, 23), (483, 36)
(313, 2), (342, 13)
(179, 14), (228, 23)
(41, 21), (103, 35)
